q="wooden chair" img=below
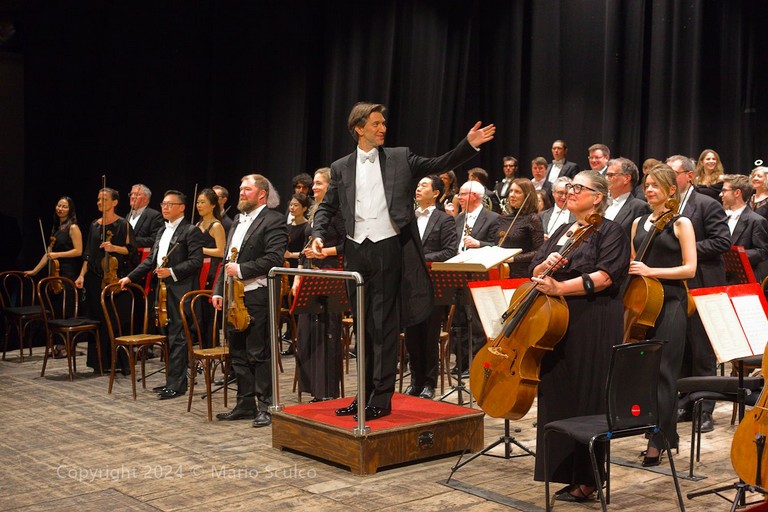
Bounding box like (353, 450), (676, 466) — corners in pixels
(38, 276), (102, 380)
(180, 289), (229, 421)
(0, 271), (42, 361)
(101, 283), (168, 399)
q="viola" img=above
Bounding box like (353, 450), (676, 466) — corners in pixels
(622, 198), (679, 343)
(225, 247), (250, 331)
(469, 214), (602, 419)
(731, 350), (768, 487)
(101, 229), (119, 289)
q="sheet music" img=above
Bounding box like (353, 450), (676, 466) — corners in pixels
(433, 246), (521, 271)
(469, 285), (507, 339)
(731, 295), (768, 355)
(502, 287), (516, 305)
(693, 293), (752, 363)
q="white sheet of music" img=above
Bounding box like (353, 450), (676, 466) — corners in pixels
(694, 293), (752, 363)
(731, 295), (768, 355)
(469, 285), (507, 339)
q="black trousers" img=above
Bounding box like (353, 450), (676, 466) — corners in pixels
(404, 306), (443, 389)
(344, 237), (401, 410)
(227, 287), (271, 412)
(678, 310), (718, 415)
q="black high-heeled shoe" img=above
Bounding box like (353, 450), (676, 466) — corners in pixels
(554, 484), (595, 502)
(642, 449), (665, 467)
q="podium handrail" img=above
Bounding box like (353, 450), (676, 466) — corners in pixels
(267, 267), (369, 436)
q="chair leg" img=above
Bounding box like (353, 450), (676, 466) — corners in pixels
(108, 344), (118, 394)
(588, 437), (608, 512)
(659, 428), (687, 512)
(128, 347), (138, 400)
(94, 330), (103, 376)
(65, 334), (75, 381)
(543, 429), (552, 512)
(187, 360), (195, 414)
(40, 331), (53, 377)
(222, 357), (228, 408)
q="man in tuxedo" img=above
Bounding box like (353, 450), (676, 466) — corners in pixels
(546, 140), (580, 183)
(530, 157), (554, 207)
(603, 157), (651, 238)
(128, 184), (163, 249)
(119, 190), (204, 399)
(452, 180), (500, 376)
(668, 155), (731, 432)
(311, 102), (494, 420)
(720, 174), (768, 283)
(493, 156), (518, 203)
(540, 177), (575, 240)
(403, 176), (457, 400)
(212, 174), (288, 427)
(213, 185), (234, 235)
(588, 143), (610, 175)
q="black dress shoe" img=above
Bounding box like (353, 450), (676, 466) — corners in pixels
(213, 371), (236, 386)
(216, 408), (257, 421)
(697, 412), (715, 433)
(677, 408), (692, 422)
(403, 385), (422, 397)
(152, 385), (167, 393)
(280, 347), (294, 356)
(252, 411), (272, 428)
(354, 405), (391, 421)
(158, 389), (185, 400)
(419, 385), (435, 400)
(335, 400), (358, 416)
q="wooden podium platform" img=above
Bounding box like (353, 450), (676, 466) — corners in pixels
(272, 394), (485, 475)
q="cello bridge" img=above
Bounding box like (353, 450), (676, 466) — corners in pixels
(488, 347), (508, 359)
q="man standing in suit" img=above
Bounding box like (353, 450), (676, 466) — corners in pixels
(494, 156), (518, 203)
(540, 177), (575, 240)
(311, 102), (494, 420)
(603, 158), (651, 238)
(668, 155), (731, 432)
(588, 144), (611, 175)
(546, 140), (580, 183)
(452, 180), (500, 376)
(403, 176), (457, 400)
(128, 184), (163, 249)
(119, 190), (204, 399)
(720, 174), (768, 283)
(213, 185), (234, 235)
(530, 157), (554, 207)
(212, 174), (288, 427)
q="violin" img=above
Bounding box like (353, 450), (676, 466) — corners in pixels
(154, 242), (180, 328)
(622, 198), (678, 343)
(225, 247), (250, 331)
(101, 229), (119, 289)
(469, 214), (602, 419)
(48, 236), (63, 294)
(731, 350), (768, 487)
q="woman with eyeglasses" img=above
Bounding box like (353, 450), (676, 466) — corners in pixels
(195, 188), (226, 290)
(749, 166), (768, 220)
(628, 164), (696, 467)
(528, 170), (630, 502)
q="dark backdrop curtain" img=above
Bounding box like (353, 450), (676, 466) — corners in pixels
(15, 0), (767, 267)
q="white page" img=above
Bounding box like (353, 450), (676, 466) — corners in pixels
(469, 285), (507, 339)
(693, 293), (752, 363)
(731, 295), (768, 355)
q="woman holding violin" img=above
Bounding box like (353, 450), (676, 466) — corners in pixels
(293, 167), (346, 402)
(628, 164), (696, 466)
(529, 170), (629, 502)
(195, 188), (226, 289)
(75, 187), (137, 374)
(498, 178), (544, 278)
(26, 196), (83, 281)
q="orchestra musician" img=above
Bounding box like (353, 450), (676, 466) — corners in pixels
(540, 177), (575, 240)
(25, 196), (83, 282)
(438, 170), (460, 216)
(311, 102), (494, 421)
(285, 193), (311, 268)
(498, 178), (544, 278)
(119, 190), (205, 400)
(212, 185), (234, 235)
(720, 174), (768, 284)
(529, 170), (629, 502)
(127, 184), (163, 249)
(294, 168), (345, 402)
(403, 175), (457, 399)
(668, 155), (730, 433)
(75, 187), (137, 374)
(212, 174), (288, 428)
(748, 166), (768, 220)
(628, 164), (696, 466)
(195, 188), (226, 290)
(603, 158), (651, 238)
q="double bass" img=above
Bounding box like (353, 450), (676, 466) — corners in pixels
(622, 199), (678, 343)
(731, 350), (768, 488)
(469, 214), (602, 419)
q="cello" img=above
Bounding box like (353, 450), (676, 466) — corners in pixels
(731, 349), (768, 488)
(469, 214), (602, 419)
(622, 199), (678, 343)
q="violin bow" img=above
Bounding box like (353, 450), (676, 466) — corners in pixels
(497, 193), (530, 247)
(189, 183), (199, 225)
(37, 218), (50, 256)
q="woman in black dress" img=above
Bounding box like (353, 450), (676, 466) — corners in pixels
(74, 188), (137, 373)
(749, 166), (768, 220)
(629, 164), (696, 466)
(499, 178), (544, 278)
(284, 193), (311, 267)
(195, 188), (226, 289)
(529, 170), (629, 502)
(293, 168), (345, 401)
(26, 196), (83, 282)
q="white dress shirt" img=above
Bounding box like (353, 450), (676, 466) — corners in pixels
(415, 205), (435, 240)
(726, 205), (746, 235)
(547, 205), (570, 235)
(157, 216), (182, 281)
(349, 147), (398, 244)
(230, 205), (267, 291)
(604, 192), (630, 221)
(548, 160), (564, 184)
(129, 206), (147, 229)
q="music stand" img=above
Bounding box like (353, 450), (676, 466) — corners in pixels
(430, 269), (488, 406)
(725, 245), (757, 285)
(290, 273), (349, 316)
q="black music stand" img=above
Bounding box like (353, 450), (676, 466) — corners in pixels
(430, 269), (488, 406)
(725, 245), (757, 285)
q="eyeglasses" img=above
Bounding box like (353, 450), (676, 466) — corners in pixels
(604, 172), (624, 179)
(503, 164), (517, 168)
(553, 191), (568, 197)
(721, 188), (733, 193)
(565, 183), (598, 195)
(160, 202), (183, 208)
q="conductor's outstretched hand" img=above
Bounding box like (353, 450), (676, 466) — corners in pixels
(467, 121), (496, 148)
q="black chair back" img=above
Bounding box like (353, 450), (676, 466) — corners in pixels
(606, 340), (664, 431)
(0, 271), (37, 310)
(38, 276), (80, 321)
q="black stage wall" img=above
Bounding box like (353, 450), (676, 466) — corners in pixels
(4, 0), (767, 269)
